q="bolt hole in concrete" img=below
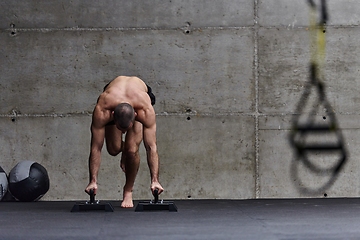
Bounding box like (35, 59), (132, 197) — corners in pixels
(10, 23), (16, 36)
(11, 118), (16, 122)
(323, 116), (326, 120)
(188, 195), (191, 198)
(187, 116), (191, 120)
(184, 21), (191, 34)
(324, 193), (327, 197)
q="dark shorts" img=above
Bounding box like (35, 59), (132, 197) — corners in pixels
(146, 84), (156, 106)
(104, 81), (155, 126)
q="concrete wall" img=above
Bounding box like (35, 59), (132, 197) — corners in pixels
(0, 0), (359, 201)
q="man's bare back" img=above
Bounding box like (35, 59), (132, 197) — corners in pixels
(95, 76), (152, 127)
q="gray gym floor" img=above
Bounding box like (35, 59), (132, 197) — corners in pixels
(1, 198), (360, 240)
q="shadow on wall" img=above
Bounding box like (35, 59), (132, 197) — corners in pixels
(289, 65), (348, 196)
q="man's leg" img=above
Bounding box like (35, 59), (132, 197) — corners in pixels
(105, 124), (123, 156)
(121, 121), (143, 208)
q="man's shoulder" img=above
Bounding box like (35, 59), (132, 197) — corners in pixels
(135, 106), (155, 128)
(92, 104), (112, 127)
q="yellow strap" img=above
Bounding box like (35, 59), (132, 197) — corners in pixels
(309, 3), (326, 81)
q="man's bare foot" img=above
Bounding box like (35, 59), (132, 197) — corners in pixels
(121, 190), (133, 208)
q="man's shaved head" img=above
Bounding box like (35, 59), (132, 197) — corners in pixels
(113, 103), (135, 129)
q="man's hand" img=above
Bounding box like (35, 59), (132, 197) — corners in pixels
(85, 182), (98, 195)
(151, 182), (164, 196)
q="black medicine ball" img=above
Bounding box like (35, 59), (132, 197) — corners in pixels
(9, 161), (50, 202)
(0, 166), (8, 201)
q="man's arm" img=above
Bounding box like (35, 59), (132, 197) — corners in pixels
(85, 109), (106, 195)
(141, 108), (164, 194)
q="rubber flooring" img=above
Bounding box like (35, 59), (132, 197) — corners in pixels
(1, 198), (360, 239)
